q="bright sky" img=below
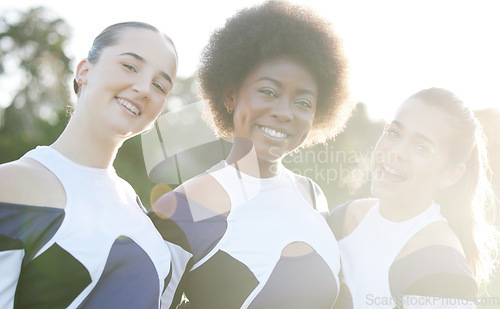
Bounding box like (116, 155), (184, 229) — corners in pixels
(1, 0), (499, 121)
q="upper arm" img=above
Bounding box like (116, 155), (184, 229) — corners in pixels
(0, 158), (66, 209)
(149, 173), (229, 262)
(174, 173), (231, 216)
(0, 190), (66, 307)
(390, 244), (477, 308)
(397, 221), (465, 260)
(390, 224), (476, 307)
(149, 176), (230, 308)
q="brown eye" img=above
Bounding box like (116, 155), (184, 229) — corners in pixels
(123, 64), (137, 72)
(385, 129), (400, 139)
(153, 82), (166, 94)
(415, 144), (430, 154)
(259, 88), (277, 98)
(295, 99), (312, 109)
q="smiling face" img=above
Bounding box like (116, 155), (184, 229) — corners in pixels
(76, 27), (177, 139)
(226, 57), (318, 163)
(371, 98), (465, 206)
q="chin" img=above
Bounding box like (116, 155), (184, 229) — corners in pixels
(255, 145), (284, 160)
(370, 183), (394, 201)
(257, 153), (283, 165)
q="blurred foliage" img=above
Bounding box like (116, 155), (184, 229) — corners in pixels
(0, 7), (73, 161)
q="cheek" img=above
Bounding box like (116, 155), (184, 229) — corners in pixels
(156, 97), (167, 113)
(413, 157), (445, 176)
(411, 169), (442, 191)
(299, 112), (314, 131)
(233, 100), (255, 125)
(231, 111), (247, 134)
(146, 96), (166, 118)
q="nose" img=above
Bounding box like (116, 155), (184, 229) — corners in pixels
(270, 97), (293, 121)
(132, 76), (151, 99)
(386, 140), (410, 164)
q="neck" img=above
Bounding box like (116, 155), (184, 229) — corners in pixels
(378, 196), (434, 222)
(225, 139), (281, 178)
(51, 114), (124, 169)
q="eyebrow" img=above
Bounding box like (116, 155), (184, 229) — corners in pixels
(256, 77), (317, 97)
(120, 52), (173, 84)
(392, 120), (436, 147)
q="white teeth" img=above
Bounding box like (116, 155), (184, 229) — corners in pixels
(382, 165), (405, 177)
(117, 98), (139, 115)
(259, 126), (287, 138)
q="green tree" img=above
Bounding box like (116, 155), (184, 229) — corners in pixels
(0, 6), (72, 162)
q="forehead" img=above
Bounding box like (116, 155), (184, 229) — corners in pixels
(247, 57), (317, 89)
(104, 28), (177, 76)
(393, 98), (456, 145)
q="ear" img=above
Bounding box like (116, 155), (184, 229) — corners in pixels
(438, 163), (466, 189)
(75, 59), (91, 86)
(223, 86), (237, 110)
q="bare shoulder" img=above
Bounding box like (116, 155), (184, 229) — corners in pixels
(0, 157), (66, 208)
(175, 172), (231, 216)
(397, 220), (465, 260)
(343, 198), (378, 237)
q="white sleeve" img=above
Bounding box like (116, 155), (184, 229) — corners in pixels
(0, 249), (24, 308)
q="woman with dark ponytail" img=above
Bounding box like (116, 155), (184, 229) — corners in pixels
(329, 87), (499, 308)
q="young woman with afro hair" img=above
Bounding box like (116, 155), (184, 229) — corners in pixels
(149, 1), (355, 308)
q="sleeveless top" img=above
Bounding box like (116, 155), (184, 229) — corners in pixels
(328, 201), (477, 309)
(149, 161), (340, 308)
(0, 146), (174, 308)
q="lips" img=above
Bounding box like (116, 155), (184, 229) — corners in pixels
(116, 97), (141, 115)
(373, 163), (407, 182)
(258, 125), (288, 139)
